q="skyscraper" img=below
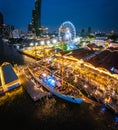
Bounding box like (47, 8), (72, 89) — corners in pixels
(88, 27), (91, 35)
(0, 12), (4, 35)
(0, 12), (3, 25)
(28, 22), (33, 32)
(32, 0), (41, 36)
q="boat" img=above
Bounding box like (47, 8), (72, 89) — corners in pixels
(0, 62), (21, 91)
(27, 64), (83, 104)
(105, 102), (118, 113)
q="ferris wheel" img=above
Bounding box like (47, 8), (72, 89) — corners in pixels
(58, 21), (76, 42)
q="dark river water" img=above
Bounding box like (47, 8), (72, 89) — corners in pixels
(0, 38), (118, 130)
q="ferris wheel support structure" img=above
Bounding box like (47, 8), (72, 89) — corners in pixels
(58, 21), (76, 42)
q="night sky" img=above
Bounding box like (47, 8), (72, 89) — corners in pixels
(0, 0), (118, 33)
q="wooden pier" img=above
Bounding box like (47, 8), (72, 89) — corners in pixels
(24, 81), (47, 101)
(19, 72), (47, 102)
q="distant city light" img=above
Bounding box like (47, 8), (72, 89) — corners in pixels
(46, 40), (50, 45)
(52, 39), (57, 44)
(30, 42), (34, 46)
(40, 41), (45, 45)
(35, 42), (38, 46)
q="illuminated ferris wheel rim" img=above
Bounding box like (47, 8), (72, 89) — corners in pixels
(58, 21), (76, 41)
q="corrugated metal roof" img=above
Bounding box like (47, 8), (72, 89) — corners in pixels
(2, 64), (18, 84)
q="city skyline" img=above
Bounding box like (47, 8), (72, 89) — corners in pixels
(0, 0), (118, 33)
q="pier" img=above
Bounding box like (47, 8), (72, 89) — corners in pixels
(19, 70), (48, 101)
(23, 80), (47, 101)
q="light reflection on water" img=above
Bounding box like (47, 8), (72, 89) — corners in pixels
(0, 85), (118, 129)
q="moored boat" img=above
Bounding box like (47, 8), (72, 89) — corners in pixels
(27, 65), (83, 104)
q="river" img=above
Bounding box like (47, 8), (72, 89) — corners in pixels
(0, 37), (118, 130)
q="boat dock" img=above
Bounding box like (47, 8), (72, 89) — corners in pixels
(23, 80), (47, 101)
(17, 66), (51, 102)
(19, 69), (48, 101)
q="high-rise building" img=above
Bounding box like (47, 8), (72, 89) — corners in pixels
(0, 12), (15, 37)
(28, 22), (33, 32)
(81, 28), (86, 37)
(0, 12), (4, 35)
(32, 0), (42, 36)
(88, 27), (91, 35)
(0, 12), (3, 25)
